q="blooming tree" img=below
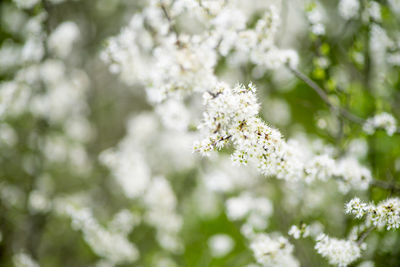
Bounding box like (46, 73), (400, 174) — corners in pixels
(1, 0), (400, 266)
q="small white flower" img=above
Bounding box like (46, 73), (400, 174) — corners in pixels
(48, 22), (80, 58)
(315, 234), (362, 267)
(250, 234), (299, 267)
(288, 224), (310, 239)
(13, 252), (39, 267)
(346, 197), (400, 230)
(208, 234), (235, 258)
(363, 112), (397, 136)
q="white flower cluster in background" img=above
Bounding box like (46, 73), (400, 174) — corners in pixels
(58, 202), (139, 265)
(346, 197), (400, 230)
(101, 1), (298, 104)
(12, 0), (39, 9)
(333, 157), (372, 193)
(315, 234), (362, 267)
(101, 1), (218, 102)
(13, 252), (39, 267)
(144, 176), (183, 253)
(226, 192), (273, 234)
(12, 0), (66, 8)
(389, 0), (400, 13)
(226, 5), (299, 71)
(338, 0), (360, 20)
(366, 1), (382, 22)
(208, 234), (235, 258)
(100, 112), (196, 199)
(0, 9), (93, 178)
(306, 3), (326, 36)
(100, 147), (151, 199)
(48, 21), (80, 58)
(195, 82), (372, 191)
(201, 156), (259, 193)
(368, 23), (395, 92)
(363, 112), (398, 136)
(100, 113), (192, 253)
(250, 233), (299, 267)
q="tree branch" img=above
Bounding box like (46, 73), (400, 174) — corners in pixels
(370, 179), (400, 194)
(357, 226), (374, 246)
(160, 3), (181, 47)
(288, 66), (400, 134)
(287, 66), (364, 124)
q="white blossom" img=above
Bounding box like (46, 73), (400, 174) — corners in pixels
(208, 234), (235, 258)
(345, 197), (369, 219)
(315, 234), (362, 267)
(367, 2), (381, 22)
(12, 0), (39, 9)
(144, 176), (183, 253)
(13, 252), (39, 267)
(59, 202), (139, 264)
(108, 209), (140, 235)
(102, 3), (297, 103)
(100, 148), (151, 199)
(48, 21), (80, 58)
(389, 0), (400, 13)
(306, 4), (326, 36)
(201, 156), (259, 193)
(195, 82), (372, 191)
(338, 0), (360, 20)
(363, 112), (397, 136)
(250, 234), (299, 267)
(28, 190), (52, 213)
(225, 192), (273, 227)
(346, 197), (400, 230)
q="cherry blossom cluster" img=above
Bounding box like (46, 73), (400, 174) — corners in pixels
(306, 2), (326, 36)
(226, 192), (273, 234)
(99, 113), (195, 253)
(13, 252), (39, 267)
(201, 156), (259, 193)
(338, 0), (360, 20)
(12, 0), (66, 9)
(346, 197), (400, 230)
(314, 233), (363, 267)
(101, 1), (298, 103)
(250, 233), (299, 267)
(0, 10), (93, 177)
(57, 201), (139, 265)
(194, 82), (372, 191)
(363, 112), (398, 136)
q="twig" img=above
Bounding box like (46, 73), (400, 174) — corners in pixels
(287, 66), (365, 125)
(357, 226), (374, 246)
(160, 3), (181, 47)
(370, 179), (400, 194)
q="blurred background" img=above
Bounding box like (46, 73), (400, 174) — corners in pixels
(1, 0), (400, 266)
